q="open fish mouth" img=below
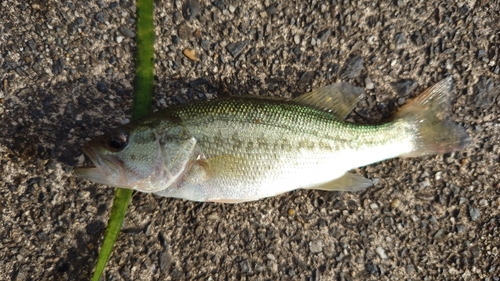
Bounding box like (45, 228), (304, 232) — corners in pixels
(73, 146), (108, 184)
(74, 146), (127, 187)
(75, 146), (99, 169)
(74, 146), (104, 182)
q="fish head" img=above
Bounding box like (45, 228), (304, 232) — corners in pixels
(75, 123), (175, 192)
(75, 118), (200, 194)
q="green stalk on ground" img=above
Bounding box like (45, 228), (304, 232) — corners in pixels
(91, 0), (154, 279)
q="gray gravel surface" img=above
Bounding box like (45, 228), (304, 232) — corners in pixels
(1, 0), (500, 280)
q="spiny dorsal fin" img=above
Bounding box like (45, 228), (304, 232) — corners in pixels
(293, 83), (364, 119)
(305, 172), (372, 192)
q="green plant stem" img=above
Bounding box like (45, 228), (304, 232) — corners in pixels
(91, 0), (154, 279)
(132, 0), (155, 120)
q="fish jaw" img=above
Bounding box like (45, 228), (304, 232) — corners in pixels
(74, 146), (126, 187)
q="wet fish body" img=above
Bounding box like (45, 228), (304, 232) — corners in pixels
(75, 78), (470, 203)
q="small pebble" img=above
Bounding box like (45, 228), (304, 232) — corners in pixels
(309, 239), (323, 253)
(405, 264), (415, 274)
(118, 26), (135, 38)
(206, 212), (219, 220)
(390, 79), (417, 97)
(226, 40), (248, 57)
(96, 81), (108, 93)
(365, 77), (375, 90)
(183, 48), (200, 61)
(468, 206), (480, 221)
(95, 11), (107, 23)
(288, 208), (295, 216)
(182, 0), (201, 21)
(376, 246), (388, 259)
(294, 34), (301, 44)
(415, 192), (434, 201)
(318, 29), (331, 43)
(365, 263), (378, 275)
(178, 23), (192, 39)
(200, 40), (210, 51)
(240, 259), (251, 273)
(159, 251), (173, 273)
(390, 198), (400, 209)
(419, 178), (430, 188)
(394, 32), (406, 47)
(479, 199), (489, 207)
(340, 55), (364, 79)
(456, 224), (466, 233)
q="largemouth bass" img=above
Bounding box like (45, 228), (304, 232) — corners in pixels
(75, 77), (470, 203)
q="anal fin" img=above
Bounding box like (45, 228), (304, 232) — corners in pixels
(306, 173), (372, 192)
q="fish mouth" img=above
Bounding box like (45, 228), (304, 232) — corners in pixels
(74, 145), (126, 187)
(75, 146), (99, 170)
(74, 146), (109, 185)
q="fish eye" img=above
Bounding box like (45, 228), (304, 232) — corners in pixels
(107, 131), (128, 152)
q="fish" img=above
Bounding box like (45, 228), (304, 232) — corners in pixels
(75, 77), (470, 203)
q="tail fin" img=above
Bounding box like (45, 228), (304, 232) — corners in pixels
(395, 77), (471, 157)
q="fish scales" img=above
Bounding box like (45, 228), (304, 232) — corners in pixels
(75, 78), (470, 203)
(154, 98), (414, 201)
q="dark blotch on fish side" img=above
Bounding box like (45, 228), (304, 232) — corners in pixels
(340, 55), (364, 79)
(226, 40), (248, 58)
(390, 79), (417, 97)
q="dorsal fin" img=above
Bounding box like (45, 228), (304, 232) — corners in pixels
(293, 82), (364, 119)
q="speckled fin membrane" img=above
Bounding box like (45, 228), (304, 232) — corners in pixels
(305, 172), (372, 192)
(293, 82), (365, 119)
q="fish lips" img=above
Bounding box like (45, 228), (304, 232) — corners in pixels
(74, 146), (120, 186)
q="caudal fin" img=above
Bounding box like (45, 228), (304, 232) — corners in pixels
(395, 77), (471, 157)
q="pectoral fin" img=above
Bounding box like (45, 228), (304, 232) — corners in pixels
(183, 154), (246, 184)
(293, 83), (364, 119)
(306, 173), (372, 192)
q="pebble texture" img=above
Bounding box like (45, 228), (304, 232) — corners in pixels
(0, 0), (499, 280)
